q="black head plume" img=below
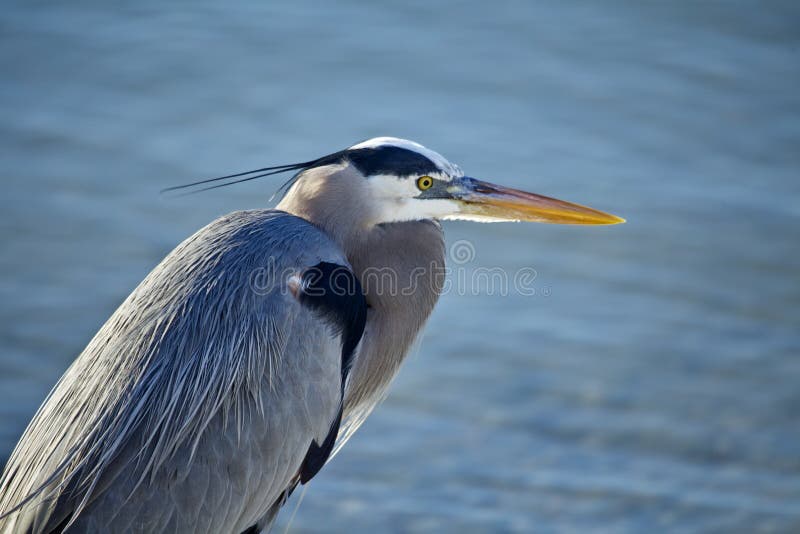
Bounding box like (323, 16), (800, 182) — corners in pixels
(160, 149), (349, 197)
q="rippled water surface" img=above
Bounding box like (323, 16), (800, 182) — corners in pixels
(1, 1), (799, 532)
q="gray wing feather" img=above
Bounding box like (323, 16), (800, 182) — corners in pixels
(0, 210), (349, 533)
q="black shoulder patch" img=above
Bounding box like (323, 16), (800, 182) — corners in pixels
(295, 261), (367, 383)
(345, 145), (441, 177)
(295, 261), (367, 484)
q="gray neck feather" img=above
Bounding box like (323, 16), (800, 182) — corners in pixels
(277, 163), (445, 414)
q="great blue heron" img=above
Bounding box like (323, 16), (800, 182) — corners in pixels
(0, 137), (623, 532)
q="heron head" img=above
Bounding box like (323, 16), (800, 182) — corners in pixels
(341, 137), (624, 226)
(165, 136), (623, 227)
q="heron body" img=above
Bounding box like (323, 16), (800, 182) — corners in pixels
(0, 138), (622, 532)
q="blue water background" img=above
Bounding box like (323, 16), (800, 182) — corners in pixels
(1, 2), (799, 531)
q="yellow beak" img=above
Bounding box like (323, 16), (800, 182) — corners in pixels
(451, 177), (625, 225)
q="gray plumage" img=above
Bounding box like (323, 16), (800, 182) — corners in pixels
(0, 159), (443, 533)
(0, 136), (622, 533)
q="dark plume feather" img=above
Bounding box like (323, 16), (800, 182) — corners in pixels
(160, 149), (349, 197)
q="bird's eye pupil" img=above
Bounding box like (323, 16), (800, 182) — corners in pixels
(417, 176), (433, 191)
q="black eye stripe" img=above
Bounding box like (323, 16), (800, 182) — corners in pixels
(346, 146), (441, 176)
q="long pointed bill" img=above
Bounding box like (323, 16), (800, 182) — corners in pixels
(449, 177), (625, 225)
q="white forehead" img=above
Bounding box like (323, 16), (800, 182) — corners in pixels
(349, 136), (463, 177)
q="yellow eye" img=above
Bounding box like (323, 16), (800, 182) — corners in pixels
(416, 176), (434, 191)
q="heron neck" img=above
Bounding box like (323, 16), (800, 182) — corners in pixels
(341, 219), (445, 405)
(276, 165), (445, 413)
